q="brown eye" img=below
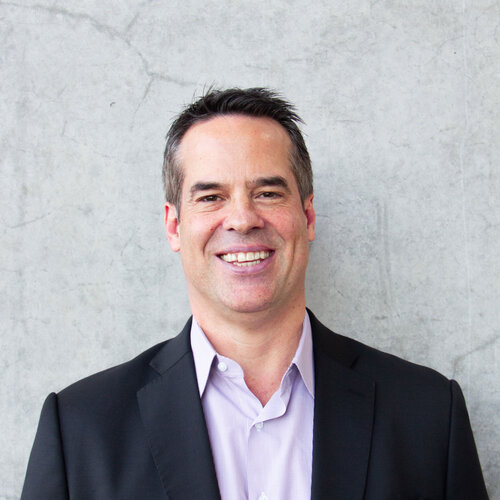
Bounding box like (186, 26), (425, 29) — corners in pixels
(259, 191), (281, 199)
(199, 195), (221, 202)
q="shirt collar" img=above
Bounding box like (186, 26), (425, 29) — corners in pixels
(190, 311), (315, 398)
(292, 311), (315, 398)
(190, 317), (217, 397)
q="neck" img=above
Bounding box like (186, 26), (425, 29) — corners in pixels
(192, 301), (306, 406)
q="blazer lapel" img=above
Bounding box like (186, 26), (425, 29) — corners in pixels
(137, 319), (221, 500)
(309, 312), (375, 500)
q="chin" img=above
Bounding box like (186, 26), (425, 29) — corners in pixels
(221, 297), (274, 315)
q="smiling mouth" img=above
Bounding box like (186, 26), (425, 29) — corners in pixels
(219, 250), (272, 267)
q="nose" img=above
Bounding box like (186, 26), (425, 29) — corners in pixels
(222, 198), (265, 234)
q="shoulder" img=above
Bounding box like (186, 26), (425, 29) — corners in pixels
(54, 340), (169, 416)
(309, 310), (452, 400)
(354, 335), (448, 388)
(56, 318), (193, 412)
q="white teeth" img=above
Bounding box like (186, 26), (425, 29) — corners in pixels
(234, 260), (261, 267)
(220, 251), (270, 264)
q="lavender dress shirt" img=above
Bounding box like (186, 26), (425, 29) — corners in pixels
(190, 312), (315, 500)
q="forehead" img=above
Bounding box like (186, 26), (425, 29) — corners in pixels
(177, 115), (293, 181)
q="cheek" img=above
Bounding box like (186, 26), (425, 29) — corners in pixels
(181, 215), (220, 247)
(273, 212), (307, 237)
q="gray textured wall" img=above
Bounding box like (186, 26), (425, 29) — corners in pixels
(1, 1), (499, 498)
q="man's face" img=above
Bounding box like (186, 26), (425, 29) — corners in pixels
(165, 115), (315, 319)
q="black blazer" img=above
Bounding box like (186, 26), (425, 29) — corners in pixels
(21, 311), (488, 499)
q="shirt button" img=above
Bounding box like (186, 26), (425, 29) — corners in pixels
(258, 493), (268, 500)
(217, 361), (228, 372)
(255, 421), (263, 431)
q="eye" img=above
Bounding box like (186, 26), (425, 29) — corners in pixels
(198, 194), (222, 202)
(258, 191), (282, 199)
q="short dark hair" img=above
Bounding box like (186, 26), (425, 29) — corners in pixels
(162, 87), (313, 215)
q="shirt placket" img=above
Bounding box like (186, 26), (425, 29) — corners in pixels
(246, 369), (295, 500)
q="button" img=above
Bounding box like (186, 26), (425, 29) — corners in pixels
(255, 421), (263, 431)
(217, 361), (228, 372)
(258, 493), (268, 500)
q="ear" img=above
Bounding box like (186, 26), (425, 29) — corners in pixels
(164, 203), (181, 252)
(303, 194), (315, 242)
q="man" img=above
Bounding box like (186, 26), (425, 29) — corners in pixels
(22, 88), (488, 499)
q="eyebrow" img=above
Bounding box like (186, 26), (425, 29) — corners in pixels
(189, 182), (223, 197)
(248, 176), (291, 192)
(188, 176), (292, 199)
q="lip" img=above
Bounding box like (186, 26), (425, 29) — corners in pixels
(216, 245), (274, 255)
(216, 248), (275, 274)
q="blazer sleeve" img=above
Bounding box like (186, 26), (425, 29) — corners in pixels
(446, 380), (489, 499)
(21, 393), (70, 500)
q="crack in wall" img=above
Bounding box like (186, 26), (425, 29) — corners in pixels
(455, 0), (474, 397)
(452, 334), (499, 378)
(0, 1), (197, 119)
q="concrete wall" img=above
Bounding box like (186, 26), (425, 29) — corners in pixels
(1, 0), (498, 497)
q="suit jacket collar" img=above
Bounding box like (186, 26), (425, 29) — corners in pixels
(138, 312), (375, 500)
(309, 310), (375, 500)
(137, 318), (221, 500)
